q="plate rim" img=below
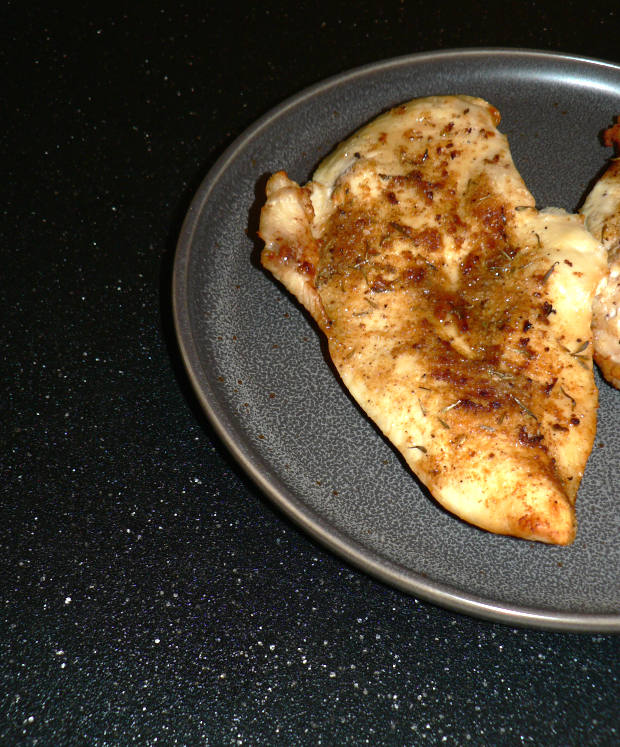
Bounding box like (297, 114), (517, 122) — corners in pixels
(173, 47), (620, 632)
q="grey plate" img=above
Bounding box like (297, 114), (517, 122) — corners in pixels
(174, 49), (620, 631)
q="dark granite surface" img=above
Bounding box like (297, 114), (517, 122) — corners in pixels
(2, 2), (618, 744)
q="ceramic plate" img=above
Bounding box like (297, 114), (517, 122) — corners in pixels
(174, 49), (620, 630)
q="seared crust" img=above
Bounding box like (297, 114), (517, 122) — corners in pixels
(260, 96), (606, 544)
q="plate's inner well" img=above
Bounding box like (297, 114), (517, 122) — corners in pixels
(177, 51), (620, 627)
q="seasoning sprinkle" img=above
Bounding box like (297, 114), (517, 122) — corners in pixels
(542, 261), (559, 283)
(441, 400), (462, 412)
(416, 394), (427, 417)
(512, 395), (538, 421)
(514, 259), (536, 273)
(390, 222), (412, 238)
(566, 341), (591, 369)
(560, 387), (576, 407)
(572, 341), (590, 355)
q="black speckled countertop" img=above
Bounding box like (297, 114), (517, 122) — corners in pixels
(2, 3), (618, 744)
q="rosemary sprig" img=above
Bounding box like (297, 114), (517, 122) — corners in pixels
(560, 387), (576, 407)
(561, 341), (591, 369)
(517, 260), (536, 272)
(512, 395), (538, 421)
(389, 222), (413, 238)
(542, 261), (559, 283)
(416, 394), (427, 417)
(572, 341), (590, 355)
(358, 266), (369, 287)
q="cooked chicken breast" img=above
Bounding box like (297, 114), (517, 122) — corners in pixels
(259, 96), (606, 544)
(581, 119), (620, 389)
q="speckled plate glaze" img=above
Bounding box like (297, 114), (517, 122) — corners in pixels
(174, 49), (620, 631)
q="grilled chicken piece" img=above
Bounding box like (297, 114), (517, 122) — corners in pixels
(581, 119), (620, 389)
(259, 96), (606, 544)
